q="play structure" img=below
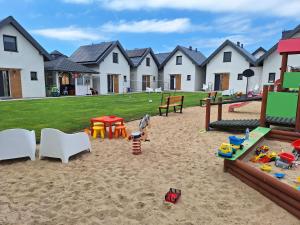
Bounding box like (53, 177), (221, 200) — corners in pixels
(228, 102), (250, 112)
(216, 38), (300, 219)
(128, 114), (150, 155)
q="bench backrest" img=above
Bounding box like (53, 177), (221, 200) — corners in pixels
(165, 96), (184, 105)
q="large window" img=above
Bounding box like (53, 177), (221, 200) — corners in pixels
(146, 57), (150, 66)
(30, 72), (38, 81)
(113, 52), (118, 63)
(176, 56), (182, 65)
(223, 51), (232, 62)
(268, 73), (276, 83)
(3, 35), (17, 52)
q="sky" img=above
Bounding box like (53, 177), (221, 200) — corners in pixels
(0, 0), (300, 57)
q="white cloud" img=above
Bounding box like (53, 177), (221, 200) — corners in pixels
(63, 0), (300, 18)
(101, 18), (205, 33)
(32, 26), (105, 41)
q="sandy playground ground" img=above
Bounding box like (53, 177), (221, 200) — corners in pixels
(0, 102), (299, 225)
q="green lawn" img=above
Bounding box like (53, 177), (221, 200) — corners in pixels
(0, 92), (207, 141)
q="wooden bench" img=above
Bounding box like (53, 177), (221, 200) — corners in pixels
(159, 96), (184, 116)
(200, 91), (218, 107)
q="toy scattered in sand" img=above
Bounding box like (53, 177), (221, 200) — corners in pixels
(165, 188), (181, 204)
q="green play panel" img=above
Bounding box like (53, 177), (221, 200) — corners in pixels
(283, 72), (300, 89)
(266, 92), (298, 119)
(218, 127), (271, 161)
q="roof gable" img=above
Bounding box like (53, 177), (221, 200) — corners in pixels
(0, 16), (51, 60)
(126, 48), (159, 67)
(160, 46), (206, 68)
(69, 41), (133, 66)
(252, 47), (266, 56)
(201, 40), (257, 66)
(155, 52), (171, 66)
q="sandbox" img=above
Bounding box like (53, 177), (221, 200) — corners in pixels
(223, 129), (300, 219)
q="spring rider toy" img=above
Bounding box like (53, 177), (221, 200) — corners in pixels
(128, 114), (150, 155)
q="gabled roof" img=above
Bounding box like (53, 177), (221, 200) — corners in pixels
(0, 16), (51, 60)
(202, 40), (257, 66)
(257, 23), (300, 65)
(50, 50), (67, 60)
(160, 46), (206, 68)
(252, 47), (266, 56)
(126, 48), (160, 67)
(69, 41), (133, 66)
(155, 52), (171, 65)
(45, 56), (98, 74)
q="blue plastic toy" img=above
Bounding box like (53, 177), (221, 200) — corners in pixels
(274, 173), (285, 179)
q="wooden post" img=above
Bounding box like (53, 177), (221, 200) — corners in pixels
(279, 53), (288, 92)
(269, 85), (274, 92)
(295, 87), (300, 132)
(205, 98), (211, 131)
(217, 97), (223, 121)
(260, 85), (269, 127)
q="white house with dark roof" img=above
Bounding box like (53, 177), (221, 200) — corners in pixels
(44, 50), (98, 96)
(155, 52), (171, 90)
(70, 41), (132, 95)
(126, 48), (159, 92)
(203, 40), (262, 93)
(159, 46), (206, 92)
(257, 24), (300, 85)
(0, 16), (51, 98)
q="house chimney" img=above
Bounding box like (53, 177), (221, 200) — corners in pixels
(241, 44), (244, 48)
(237, 41), (240, 47)
(189, 46), (192, 50)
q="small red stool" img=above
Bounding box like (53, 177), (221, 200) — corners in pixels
(114, 125), (127, 138)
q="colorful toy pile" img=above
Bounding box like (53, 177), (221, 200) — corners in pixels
(218, 136), (245, 158)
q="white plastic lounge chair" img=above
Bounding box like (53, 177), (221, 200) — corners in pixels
(202, 84), (208, 91)
(146, 87), (154, 93)
(40, 128), (91, 163)
(155, 87), (162, 93)
(0, 129), (36, 161)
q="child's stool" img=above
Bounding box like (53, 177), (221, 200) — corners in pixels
(93, 126), (105, 139)
(93, 122), (104, 127)
(114, 125), (127, 138)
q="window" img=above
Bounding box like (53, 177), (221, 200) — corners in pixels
(187, 75), (191, 81)
(30, 72), (38, 81)
(176, 56), (182, 65)
(85, 77), (91, 85)
(268, 73), (276, 83)
(77, 76), (84, 85)
(223, 51), (232, 62)
(123, 75), (127, 82)
(237, 74), (243, 80)
(113, 52), (118, 63)
(3, 35), (17, 52)
(153, 76), (156, 82)
(146, 57), (150, 66)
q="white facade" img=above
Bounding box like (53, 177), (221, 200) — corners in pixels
(206, 45), (262, 93)
(89, 46), (131, 94)
(0, 23), (46, 98)
(261, 31), (300, 85)
(130, 53), (158, 92)
(163, 50), (205, 92)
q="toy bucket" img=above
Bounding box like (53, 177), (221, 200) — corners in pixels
(279, 152), (295, 164)
(292, 139), (300, 151)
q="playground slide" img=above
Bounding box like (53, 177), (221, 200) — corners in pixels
(228, 102), (250, 112)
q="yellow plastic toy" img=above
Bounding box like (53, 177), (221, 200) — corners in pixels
(218, 143), (233, 158)
(260, 164), (272, 172)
